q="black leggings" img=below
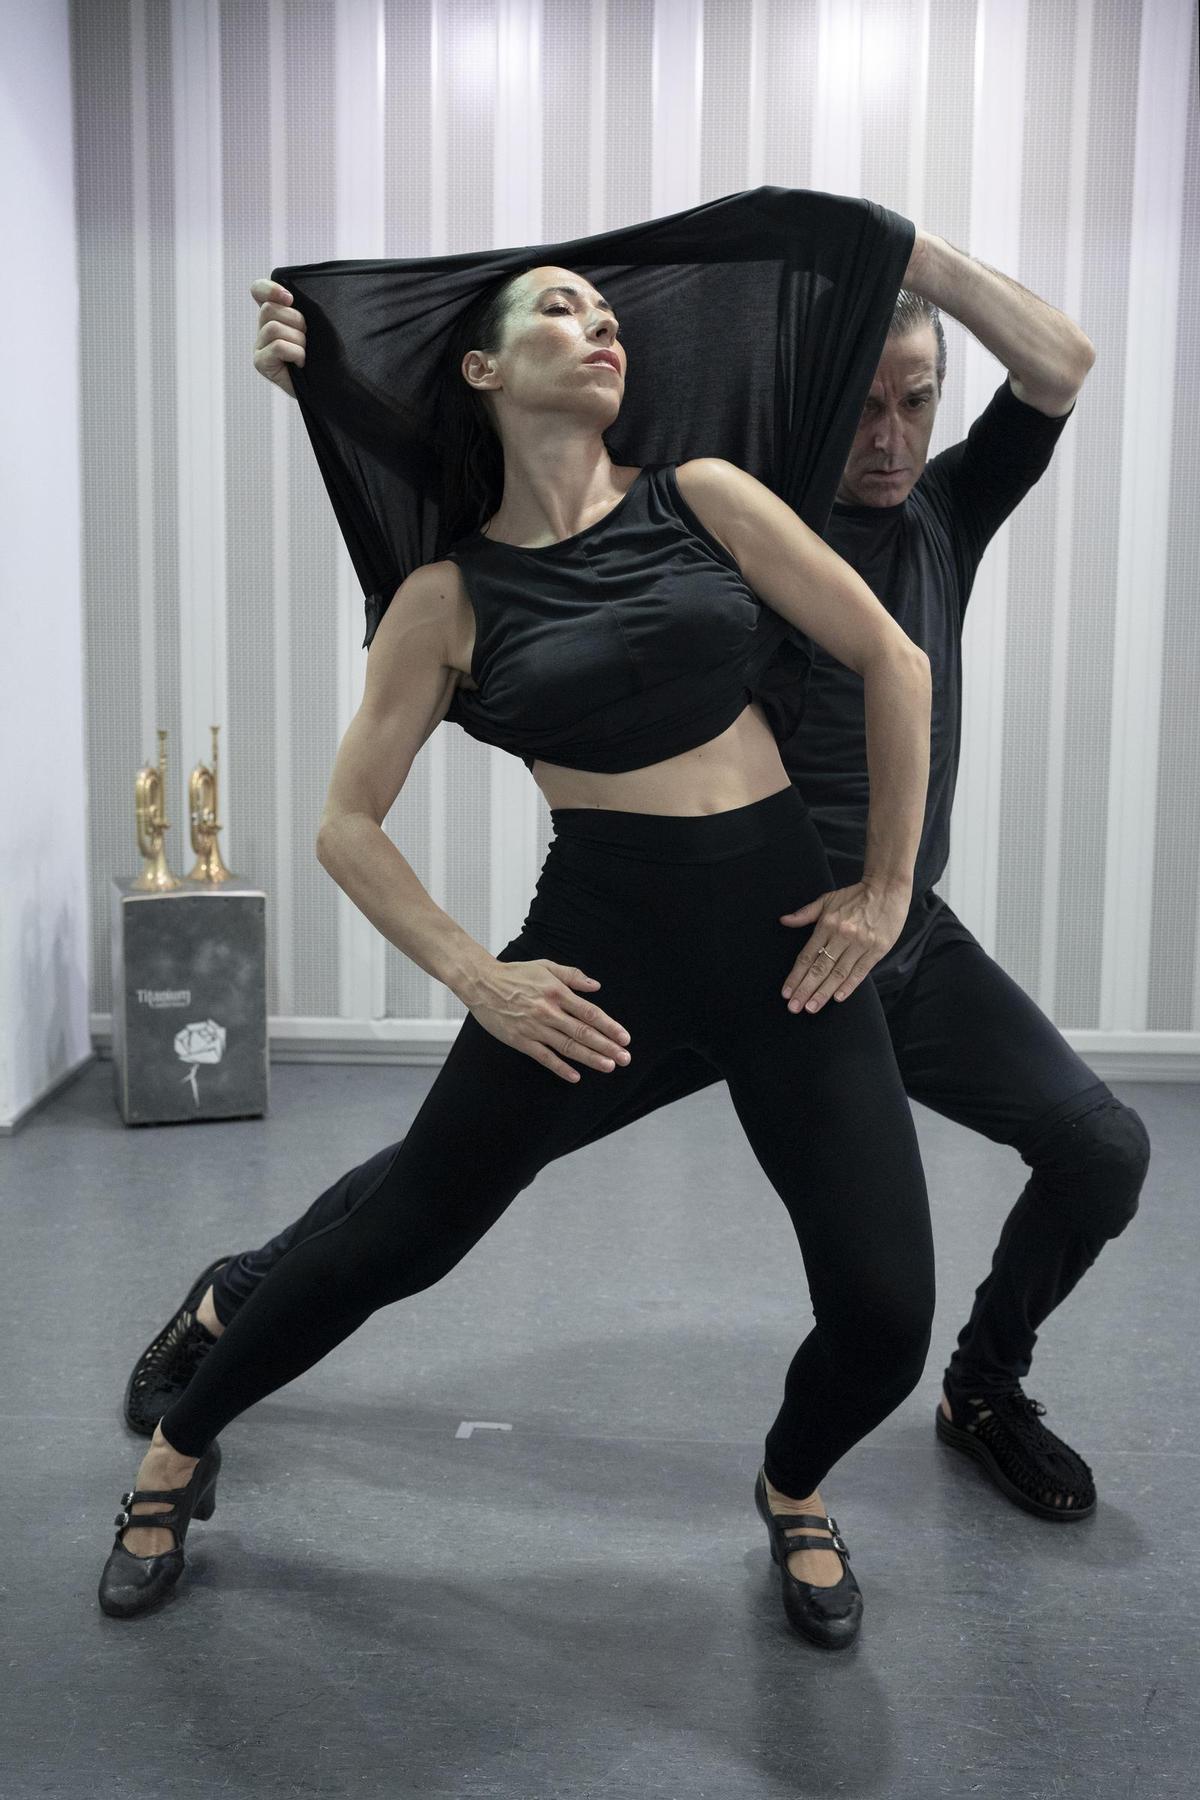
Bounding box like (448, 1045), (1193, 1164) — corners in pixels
(163, 785), (935, 1493)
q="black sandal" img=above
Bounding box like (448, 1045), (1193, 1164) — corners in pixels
(935, 1385), (1097, 1520)
(98, 1440), (222, 1618)
(123, 1257), (231, 1436)
(754, 1468), (863, 1650)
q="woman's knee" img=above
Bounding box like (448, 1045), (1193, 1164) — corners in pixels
(872, 1293), (935, 1394)
(1025, 1097), (1150, 1239)
(821, 1270), (936, 1399)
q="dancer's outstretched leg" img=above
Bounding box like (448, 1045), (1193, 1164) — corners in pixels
(121, 1049), (724, 1436)
(209, 1050), (722, 1324)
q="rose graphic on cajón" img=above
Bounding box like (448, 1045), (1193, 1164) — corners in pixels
(174, 1019), (227, 1105)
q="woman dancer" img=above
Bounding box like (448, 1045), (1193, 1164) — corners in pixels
(100, 214), (934, 1652)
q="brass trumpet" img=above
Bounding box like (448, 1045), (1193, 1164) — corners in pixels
(187, 724), (236, 884)
(133, 728), (181, 891)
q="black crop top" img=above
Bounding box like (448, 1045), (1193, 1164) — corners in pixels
(441, 464), (798, 774)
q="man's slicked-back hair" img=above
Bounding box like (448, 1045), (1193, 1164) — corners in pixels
(889, 289), (947, 391)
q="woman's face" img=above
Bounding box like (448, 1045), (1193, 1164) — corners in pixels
(463, 266), (625, 429)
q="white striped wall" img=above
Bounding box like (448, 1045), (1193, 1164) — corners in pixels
(72, 0), (1200, 1078)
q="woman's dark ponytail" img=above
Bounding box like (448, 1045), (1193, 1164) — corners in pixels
(435, 270), (526, 548)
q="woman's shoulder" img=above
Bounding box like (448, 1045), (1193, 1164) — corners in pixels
(395, 558), (468, 607)
(668, 459), (754, 566)
(373, 559), (470, 656)
(672, 456), (750, 497)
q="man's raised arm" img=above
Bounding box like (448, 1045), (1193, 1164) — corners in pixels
(902, 232), (1095, 417)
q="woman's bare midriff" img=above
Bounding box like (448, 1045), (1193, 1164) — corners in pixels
(445, 563), (793, 817)
(531, 702), (791, 815)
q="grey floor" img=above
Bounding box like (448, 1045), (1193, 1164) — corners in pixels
(2, 1060), (1196, 1799)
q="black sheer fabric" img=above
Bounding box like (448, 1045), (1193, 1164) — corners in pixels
(274, 185), (914, 679)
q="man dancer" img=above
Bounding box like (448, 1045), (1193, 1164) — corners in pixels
(125, 228), (1149, 1526)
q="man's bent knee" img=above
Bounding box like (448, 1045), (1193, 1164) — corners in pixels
(1024, 1097), (1150, 1238)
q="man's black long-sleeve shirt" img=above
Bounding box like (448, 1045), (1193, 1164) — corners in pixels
(780, 377), (1074, 962)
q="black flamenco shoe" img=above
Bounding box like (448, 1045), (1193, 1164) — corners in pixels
(98, 1440), (222, 1618)
(124, 1256), (231, 1436)
(754, 1467), (863, 1650)
(935, 1382), (1097, 1521)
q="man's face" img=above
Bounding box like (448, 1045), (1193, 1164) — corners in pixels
(837, 326), (941, 507)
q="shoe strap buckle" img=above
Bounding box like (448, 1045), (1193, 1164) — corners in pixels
(114, 1508), (131, 1531)
(824, 1516), (849, 1554)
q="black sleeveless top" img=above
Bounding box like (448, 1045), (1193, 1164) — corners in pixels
(442, 464), (799, 774)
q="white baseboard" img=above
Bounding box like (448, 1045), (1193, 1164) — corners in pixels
(0, 1051), (96, 1135)
(85, 1014), (1200, 1082)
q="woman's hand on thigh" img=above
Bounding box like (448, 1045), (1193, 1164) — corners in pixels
(469, 958), (633, 1083)
(779, 882), (910, 1013)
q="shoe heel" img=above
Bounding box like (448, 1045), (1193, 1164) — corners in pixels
(194, 1477), (218, 1522)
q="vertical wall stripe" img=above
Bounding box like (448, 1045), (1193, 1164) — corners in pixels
(948, 0), (1027, 944)
(759, 0), (816, 192)
(495, 0), (543, 242)
(334, 0), (387, 1022)
(994, 0), (1084, 1001)
(587, 0), (608, 235)
(1186, 4), (1200, 1038)
(921, 0), (976, 463)
(606, 0), (653, 228)
(129, 0), (157, 767)
(222, 0), (278, 1006)
(652, 0), (703, 218)
(812, 0), (862, 196)
(1056, 0), (1140, 1029)
(1148, 1), (1200, 1033)
(429, 0), (448, 252)
(908, 0), (931, 223)
(147, 0), (182, 892)
(171, 0), (227, 856)
(700, 0), (751, 198)
(1100, 0), (1192, 1030)
(1038, 0), (1093, 1017)
(860, 0), (923, 218)
(73, 0), (140, 1018)
(745, 0), (765, 189)
(284, 0), (341, 1016)
(543, 0), (600, 238)
(268, 0), (293, 1013)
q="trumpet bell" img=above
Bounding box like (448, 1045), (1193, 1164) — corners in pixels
(186, 832), (237, 884)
